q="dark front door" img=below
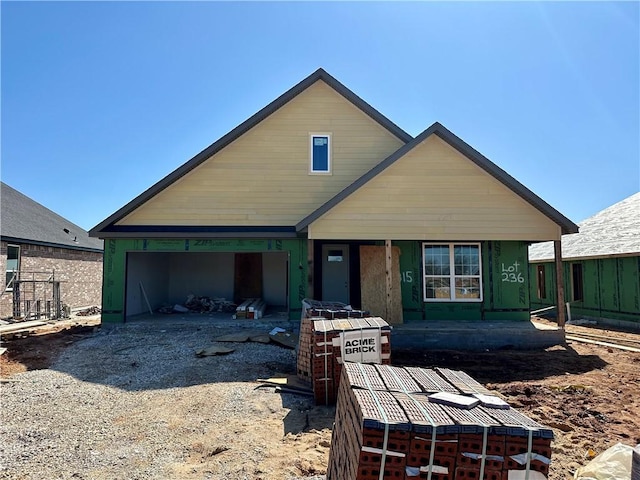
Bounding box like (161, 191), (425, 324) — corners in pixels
(321, 244), (349, 304)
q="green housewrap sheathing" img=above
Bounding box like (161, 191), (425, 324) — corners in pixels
(394, 240), (531, 322)
(529, 256), (640, 325)
(102, 238), (533, 323)
(101, 238), (307, 323)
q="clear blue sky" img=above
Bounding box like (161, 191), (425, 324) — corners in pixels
(2, 1), (638, 231)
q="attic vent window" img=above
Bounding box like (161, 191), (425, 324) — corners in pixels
(310, 134), (331, 174)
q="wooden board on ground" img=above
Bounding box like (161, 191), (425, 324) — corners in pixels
(269, 331), (298, 349)
(0, 320), (48, 335)
(257, 375), (313, 394)
(214, 333), (251, 342)
(359, 245), (403, 324)
(195, 345), (235, 357)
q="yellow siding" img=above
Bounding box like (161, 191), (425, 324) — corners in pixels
(117, 81), (404, 226)
(309, 135), (562, 241)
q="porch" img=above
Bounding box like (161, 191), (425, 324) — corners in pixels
(116, 312), (564, 351)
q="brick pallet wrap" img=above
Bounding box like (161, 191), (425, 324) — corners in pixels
(297, 314), (391, 405)
(327, 363), (554, 480)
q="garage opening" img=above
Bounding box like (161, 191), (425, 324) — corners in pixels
(125, 251), (289, 318)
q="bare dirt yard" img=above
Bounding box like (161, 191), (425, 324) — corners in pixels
(1, 316), (639, 480)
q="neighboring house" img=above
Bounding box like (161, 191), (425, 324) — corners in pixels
(1, 182), (104, 320)
(90, 68), (578, 325)
(529, 192), (640, 329)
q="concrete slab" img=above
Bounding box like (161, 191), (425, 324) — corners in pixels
(117, 314), (563, 351)
(391, 320), (565, 351)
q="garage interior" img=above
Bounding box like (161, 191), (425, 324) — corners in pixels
(125, 251), (289, 318)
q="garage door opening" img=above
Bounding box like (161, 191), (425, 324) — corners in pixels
(125, 251), (289, 318)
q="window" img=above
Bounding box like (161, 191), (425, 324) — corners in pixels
(571, 263), (583, 302)
(327, 249), (343, 262)
(310, 134), (331, 173)
(536, 265), (546, 299)
(5, 245), (20, 290)
(423, 243), (482, 301)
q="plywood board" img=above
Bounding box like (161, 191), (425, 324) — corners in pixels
(359, 245), (403, 324)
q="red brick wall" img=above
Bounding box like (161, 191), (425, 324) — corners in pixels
(0, 241), (103, 319)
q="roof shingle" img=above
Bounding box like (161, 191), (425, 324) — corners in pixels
(529, 192), (640, 261)
(1, 182), (103, 252)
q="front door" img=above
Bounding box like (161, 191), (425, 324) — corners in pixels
(321, 244), (349, 304)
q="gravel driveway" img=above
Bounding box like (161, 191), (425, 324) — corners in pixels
(0, 316), (332, 480)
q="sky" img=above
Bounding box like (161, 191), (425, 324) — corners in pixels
(1, 1), (638, 232)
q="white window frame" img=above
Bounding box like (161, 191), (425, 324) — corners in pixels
(309, 133), (331, 174)
(422, 242), (483, 302)
(5, 244), (20, 291)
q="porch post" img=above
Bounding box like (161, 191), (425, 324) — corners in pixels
(385, 239), (392, 321)
(554, 240), (566, 328)
(307, 239), (314, 299)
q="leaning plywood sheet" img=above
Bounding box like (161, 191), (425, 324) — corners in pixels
(359, 245), (403, 324)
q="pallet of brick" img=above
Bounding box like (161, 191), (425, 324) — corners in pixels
(297, 299), (369, 384)
(296, 316), (313, 383)
(308, 307), (370, 319)
(301, 298), (370, 320)
(327, 362), (554, 480)
(296, 316), (392, 404)
(314, 318), (392, 405)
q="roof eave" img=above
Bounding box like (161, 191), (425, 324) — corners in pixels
(530, 251), (640, 263)
(92, 225), (302, 240)
(0, 235), (104, 253)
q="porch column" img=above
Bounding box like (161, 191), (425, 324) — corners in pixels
(554, 240), (566, 328)
(385, 239), (392, 321)
(307, 239), (314, 299)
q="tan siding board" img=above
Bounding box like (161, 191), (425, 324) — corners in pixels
(309, 135), (562, 241)
(310, 224), (560, 241)
(118, 81), (404, 227)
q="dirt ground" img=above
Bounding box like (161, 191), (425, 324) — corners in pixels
(1, 317), (639, 479)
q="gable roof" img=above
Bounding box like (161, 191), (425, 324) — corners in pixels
(296, 122), (579, 236)
(529, 192), (640, 261)
(90, 68), (412, 237)
(1, 182), (103, 252)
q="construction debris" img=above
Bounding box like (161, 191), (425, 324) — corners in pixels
(574, 442), (639, 480)
(75, 306), (101, 316)
(186, 295), (236, 313)
(158, 295), (237, 314)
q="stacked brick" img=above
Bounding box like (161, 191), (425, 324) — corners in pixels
(296, 307), (391, 405)
(327, 363), (553, 480)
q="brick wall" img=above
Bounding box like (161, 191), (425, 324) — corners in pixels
(1, 241), (103, 319)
